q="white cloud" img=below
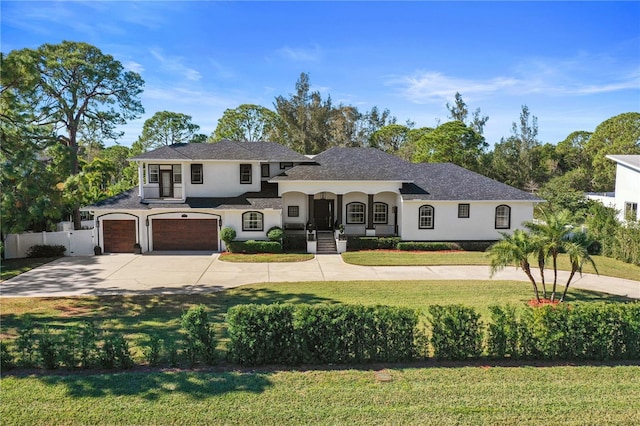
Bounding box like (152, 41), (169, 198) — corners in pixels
(390, 55), (639, 104)
(276, 44), (322, 62)
(123, 61), (145, 74)
(150, 48), (202, 81)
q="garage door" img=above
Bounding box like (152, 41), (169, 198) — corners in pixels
(152, 219), (218, 251)
(103, 220), (136, 253)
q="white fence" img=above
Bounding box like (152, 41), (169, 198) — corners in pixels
(3, 229), (96, 259)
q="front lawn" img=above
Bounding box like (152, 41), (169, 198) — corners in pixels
(342, 251), (640, 281)
(0, 257), (60, 282)
(2, 365), (639, 425)
(219, 252), (314, 263)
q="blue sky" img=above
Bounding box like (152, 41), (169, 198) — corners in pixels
(3, 1), (639, 147)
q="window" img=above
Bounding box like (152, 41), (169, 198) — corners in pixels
(346, 202), (365, 224)
(495, 205), (511, 229)
(458, 203), (470, 218)
(148, 165), (159, 183)
(373, 202), (388, 224)
(419, 205), (434, 229)
(288, 206), (299, 217)
(240, 164), (252, 184)
(625, 202), (638, 221)
(261, 164), (270, 178)
(280, 162), (293, 169)
(191, 164), (203, 184)
(173, 165), (182, 184)
(242, 211), (263, 231)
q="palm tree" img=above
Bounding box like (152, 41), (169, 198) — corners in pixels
(525, 209), (573, 301)
(530, 233), (548, 300)
(559, 232), (599, 302)
(488, 230), (541, 302)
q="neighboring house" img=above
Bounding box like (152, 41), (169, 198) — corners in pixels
(587, 155), (640, 222)
(83, 140), (541, 253)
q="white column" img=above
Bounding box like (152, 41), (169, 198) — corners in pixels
(138, 162), (144, 198)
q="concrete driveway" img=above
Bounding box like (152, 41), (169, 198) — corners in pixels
(1, 253), (639, 299)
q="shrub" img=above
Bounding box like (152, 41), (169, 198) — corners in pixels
(77, 321), (99, 368)
(15, 316), (37, 367)
(227, 304), (298, 366)
(38, 325), (59, 370)
(458, 241), (495, 252)
(428, 305), (483, 360)
(143, 334), (163, 366)
(397, 242), (461, 251)
(220, 227), (236, 250)
(100, 333), (133, 369)
(346, 237), (401, 251)
(487, 305), (520, 358)
(58, 326), (80, 369)
(1, 341), (15, 371)
(181, 305), (217, 365)
(26, 244), (66, 258)
(227, 240), (282, 254)
(267, 226), (284, 242)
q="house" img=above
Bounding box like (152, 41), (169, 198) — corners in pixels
(83, 140), (541, 253)
(587, 155), (640, 222)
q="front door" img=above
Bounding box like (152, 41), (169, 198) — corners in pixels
(314, 199), (334, 230)
(159, 170), (173, 198)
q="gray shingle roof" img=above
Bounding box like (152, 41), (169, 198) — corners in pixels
(401, 163), (541, 201)
(272, 147), (415, 181)
(86, 183), (282, 211)
(130, 139), (309, 162)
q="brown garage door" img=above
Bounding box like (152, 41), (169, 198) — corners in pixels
(103, 220), (136, 253)
(152, 219), (218, 251)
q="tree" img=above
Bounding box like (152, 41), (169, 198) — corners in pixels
(136, 111), (200, 150)
(413, 121), (487, 172)
(555, 130), (592, 175)
(446, 92), (489, 135)
(525, 209), (573, 301)
(212, 104), (282, 143)
(3, 41), (144, 229)
(370, 124), (410, 154)
(560, 232), (598, 302)
(488, 229), (541, 302)
(585, 112), (640, 192)
(489, 105), (541, 190)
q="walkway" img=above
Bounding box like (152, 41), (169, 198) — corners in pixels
(1, 253), (638, 299)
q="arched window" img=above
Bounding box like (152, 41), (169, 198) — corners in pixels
(419, 205), (434, 229)
(495, 205), (511, 229)
(242, 211), (264, 231)
(346, 202), (365, 224)
(373, 202), (388, 224)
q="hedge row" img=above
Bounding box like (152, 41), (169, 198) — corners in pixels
(227, 304), (420, 366)
(345, 238), (488, 252)
(227, 240), (282, 254)
(26, 244), (66, 258)
(487, 303), (640, 360)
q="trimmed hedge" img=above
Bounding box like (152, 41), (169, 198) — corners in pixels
(347, 237), (400, 251)
(397, 242), (461, 251)
(488, 303), (640, 360)
(227, 303), (420, 366)
(428, 305), (483, 360)
(283, 235), (306, 251)
(26, 244), (66, 258)
(227, 240), (282, 254)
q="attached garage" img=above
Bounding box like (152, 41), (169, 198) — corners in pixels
(103, 220), (137, 253)
(152, 219), (218, 251)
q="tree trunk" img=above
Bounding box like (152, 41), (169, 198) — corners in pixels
(522, 262), (541, 302)
(69, 124), (82, 230)
(560, 269), (577, 302)
(539, 262), (547, 299)
(551, 253), (559, 301)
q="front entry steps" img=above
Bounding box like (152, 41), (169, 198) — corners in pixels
(316, 231), (337, 254)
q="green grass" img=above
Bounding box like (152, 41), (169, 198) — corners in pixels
(0, 257), (60, 282)
(342, 251), (640, 281)
(219, 252), (314, 262)
(2, 365), (639, 425)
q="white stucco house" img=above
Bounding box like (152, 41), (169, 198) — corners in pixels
(83, 140), (541, 254)
(587, 155), (640, 222)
